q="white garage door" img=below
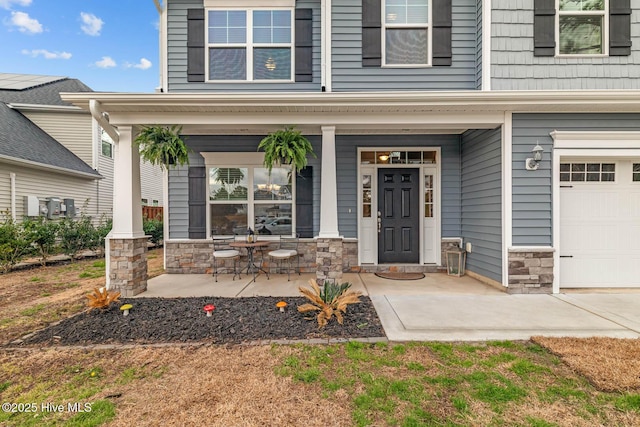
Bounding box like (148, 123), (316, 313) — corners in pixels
(560, 160), (640, 288)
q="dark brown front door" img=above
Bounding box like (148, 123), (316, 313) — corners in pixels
(378, 168), (420, 263)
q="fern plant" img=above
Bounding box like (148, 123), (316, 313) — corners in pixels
(135, 125), (190, 170)
(86, 287), (121, 311)
(298, 279), (362, 328)
(258, 126), (315, 174)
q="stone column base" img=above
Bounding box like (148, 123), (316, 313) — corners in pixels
(109, 237), (148, 297)
(316, 238), (343, 283)
(508, 248), (554, 294)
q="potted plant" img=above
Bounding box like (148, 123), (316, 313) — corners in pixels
(135, 125), (190, 169)
(258, 126), (315, 174)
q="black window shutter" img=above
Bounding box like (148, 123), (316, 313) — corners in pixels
(295, 9), (313, 82)
(362, 0), (382, 67)
(187, 9), (205, 83)
(296, 167), (313, 238)
(188, 166), (207, 239)
(610, 0), (632, 56)
(533, 0), (556, 56)
(432, 0), (452, 66)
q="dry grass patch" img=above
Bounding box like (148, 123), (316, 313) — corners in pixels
(533, 336), (640, 392)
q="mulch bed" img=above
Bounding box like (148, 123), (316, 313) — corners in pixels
(15, 296), (385, 346)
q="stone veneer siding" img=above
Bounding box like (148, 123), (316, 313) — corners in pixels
(507, 248), (554, 294)
(109, 237), (148, 297)
(316, 238), (344, 283)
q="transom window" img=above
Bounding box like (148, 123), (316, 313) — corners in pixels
(207, 9), (293, 81)
(383, 0), (430, 65)
(558, 0), (607, 55)
(360, 150), (436, 164)
(560, 163), (615, 182)
(209, 166), (294, 236)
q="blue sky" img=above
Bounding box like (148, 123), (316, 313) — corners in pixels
(0, 0), (160, 92)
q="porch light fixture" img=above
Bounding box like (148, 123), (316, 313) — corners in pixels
(378, 154), (389, 162)
(445, 247), (466, 277)
(525, 143), (544, 171)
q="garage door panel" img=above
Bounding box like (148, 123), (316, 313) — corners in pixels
(560, 160), (640, 288)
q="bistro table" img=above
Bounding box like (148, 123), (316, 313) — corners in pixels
(229, 240), (272, 283)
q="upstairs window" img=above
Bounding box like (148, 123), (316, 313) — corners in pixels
(100, 128), (113, 158)
(534, 0), (630, 57)
(207, 9), (293, 81)
(383, 0), (430, 66)
(558, 0), (606, 55)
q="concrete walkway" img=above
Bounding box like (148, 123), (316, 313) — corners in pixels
(142, 272), (640, 341)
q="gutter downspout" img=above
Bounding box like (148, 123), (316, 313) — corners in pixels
(154, 0), (168, 92)
(10, 173), (16, 220)
(321, 0), (332, 92)
(482, 0), (491, 91)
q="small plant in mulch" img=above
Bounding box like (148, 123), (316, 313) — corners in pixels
(86, 287), (121, 311)
(298, 279), (362, 328)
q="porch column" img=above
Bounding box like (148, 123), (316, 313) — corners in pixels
(109, 125), (148, 296)
(317, 125), (343, 283)
(318, 126), (340, 238)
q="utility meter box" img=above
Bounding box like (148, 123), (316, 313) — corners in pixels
(24, 195), (40, 217)
(63, 198), (75, 218)
(46, 198), (61, 219)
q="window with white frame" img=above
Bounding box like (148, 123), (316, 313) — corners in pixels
(384, 0), (430, 65)
(100, 128), (113, 158)
(207, 9), (293, 81)
(559, 162), (615, 182)
(209, 166), (293, 236)
(558, 0), (607, 55)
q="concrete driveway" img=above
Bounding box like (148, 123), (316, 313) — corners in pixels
(143, 272), (640, 341)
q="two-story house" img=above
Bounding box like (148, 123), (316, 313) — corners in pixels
(62, 0), (640, 296)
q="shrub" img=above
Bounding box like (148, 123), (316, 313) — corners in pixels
(298, 279), (362, 328)
(22, 216), (59, 266)
(143, 217), (163, 246)
(0, 212), (33, 273)
(58, 215), (96, 262)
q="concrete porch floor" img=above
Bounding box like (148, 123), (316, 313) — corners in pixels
(139, 271), (500, 298)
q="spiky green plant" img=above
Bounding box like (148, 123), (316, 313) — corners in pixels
(298, 279), (362, 328)
(258, 126), (316, 174)
(135, 125), (190, 170)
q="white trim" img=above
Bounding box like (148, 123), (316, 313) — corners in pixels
(551, 130), (640, 293)
(205, 0), (295, 7)
(356, 147), (441, 266)
(501, 112), (512, 287)
(9, 172), (16, 220)
(324, 0), (332, 92)
(555, 0), (608, 57)
(7, 103), (83, 112)
(163, 168), (169, 269)
(481, 0), (491, 90)
(0, 154), (102, 180)
(159, 1), (169, 92)
(381, 0), (432, 67)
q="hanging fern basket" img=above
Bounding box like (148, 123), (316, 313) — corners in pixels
(258, 126), (316, 175)
(134, 125), (190, 170)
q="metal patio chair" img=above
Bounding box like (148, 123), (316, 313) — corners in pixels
(212, 236), (241, 282)
(267, 234), (300, 281)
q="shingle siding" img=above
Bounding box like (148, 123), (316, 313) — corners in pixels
(461, 127), (502, 282)
(492, 0), (640, 90)
(511, 113), (640, 247)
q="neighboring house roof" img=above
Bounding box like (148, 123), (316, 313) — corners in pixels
(0, 74), (101, 178)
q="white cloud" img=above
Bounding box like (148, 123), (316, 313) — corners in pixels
(80, 12), (103, 36)
(10, 11), (42, 34)
(0, 0), (32, 10)
(22, 49), (72, 59)
(95, 56), (116, 68)
(133, 58), (152, 70)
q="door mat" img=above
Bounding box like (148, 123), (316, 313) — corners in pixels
(374, 272), (426, 280)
